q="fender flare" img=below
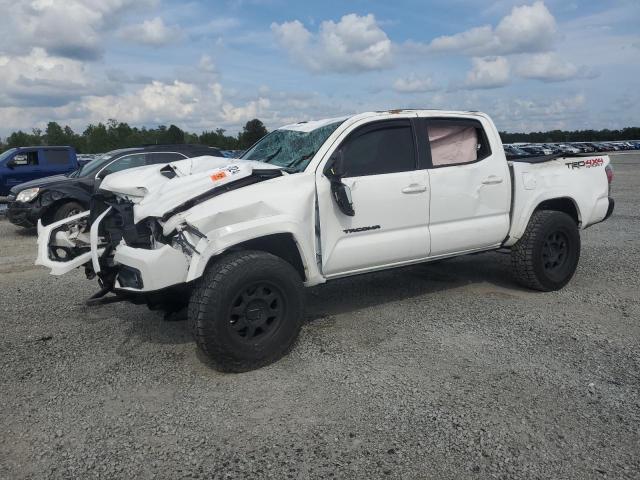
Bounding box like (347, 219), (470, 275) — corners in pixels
(506, 195), (581, 246)
(185, 218), (324, 286)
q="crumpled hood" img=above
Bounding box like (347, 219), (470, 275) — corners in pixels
(99, 155), (282, 222)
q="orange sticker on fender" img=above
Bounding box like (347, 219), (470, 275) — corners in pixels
(210, 171), (227, 182)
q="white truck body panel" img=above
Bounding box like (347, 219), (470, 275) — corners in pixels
(504, 156), (611, 246)
(35, 110), (613, 292)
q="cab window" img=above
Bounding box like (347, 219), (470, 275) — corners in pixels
(426, 120), (491, 167)
(43, 149), (69, 165)
(341, 121), (416, 177)
(98, 153), (148, 178)
(12, 151), (39, 167)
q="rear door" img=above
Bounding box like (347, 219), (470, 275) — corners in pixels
(317, 118), (431, 277)
(419, 117), (511, 256)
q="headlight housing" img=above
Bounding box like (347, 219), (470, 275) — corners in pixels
(16, 187), (40, 203)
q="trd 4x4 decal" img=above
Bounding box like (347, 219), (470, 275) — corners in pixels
(566, 158), (604, 170)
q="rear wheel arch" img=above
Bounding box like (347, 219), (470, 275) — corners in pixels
(534, 197), (581, 227)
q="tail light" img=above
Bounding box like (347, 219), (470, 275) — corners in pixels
(605, 164), (613, 195)
(605, 164), (614, 184)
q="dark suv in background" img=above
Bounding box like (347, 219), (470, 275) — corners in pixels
(7, 144), (222, 228)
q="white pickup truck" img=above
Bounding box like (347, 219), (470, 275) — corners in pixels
(36, 110), (615, 372)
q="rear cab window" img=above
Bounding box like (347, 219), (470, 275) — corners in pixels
(423, 118), (492, 168)
(43, 149), (70, 165)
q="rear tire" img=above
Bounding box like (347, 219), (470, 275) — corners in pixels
(188, 251), (304, 372)
(511, 210), (580, 291)
(51, 201), (85, 223)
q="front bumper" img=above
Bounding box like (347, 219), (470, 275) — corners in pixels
(36, 208), (192, 292)
(112, 244), (190, 292)
(6, 200), (45, 228)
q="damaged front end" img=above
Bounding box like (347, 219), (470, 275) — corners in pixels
(36, 190), (210, 298)
(35, 159), (285, 301)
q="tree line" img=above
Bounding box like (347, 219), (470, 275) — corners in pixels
(1, 120), (638, 153)
(499, 127), (640, 144)
(0, 119), (269, 154)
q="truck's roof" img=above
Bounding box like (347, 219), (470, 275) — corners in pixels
(16, 145), (73, 149)
(279, 109), (486, 132)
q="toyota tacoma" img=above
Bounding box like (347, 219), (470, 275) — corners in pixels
(35, 110), (615, 372)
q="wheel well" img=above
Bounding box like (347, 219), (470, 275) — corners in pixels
(226, 233), (307, 281)
(535, 198), (580, 226)
(41, 198), (87, 224)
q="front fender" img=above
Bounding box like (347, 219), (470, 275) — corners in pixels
(185, 215), (324, 286)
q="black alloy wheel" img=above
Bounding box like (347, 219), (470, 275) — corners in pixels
(229, 282), (286, 343)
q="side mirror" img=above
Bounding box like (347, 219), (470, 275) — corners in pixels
(6, 159), (16, 169)
(325, 149), (355, 216)
(332, 182), (355, 216)
(325, 149), (346, 179)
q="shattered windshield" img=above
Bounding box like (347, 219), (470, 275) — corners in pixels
(240, 120), (345, 172)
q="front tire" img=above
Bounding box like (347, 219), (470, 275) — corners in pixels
(511, 210), (580, 291)
(188, 251), (304, 372)
(51, 201), (85, 223)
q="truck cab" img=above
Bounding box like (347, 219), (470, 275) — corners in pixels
(0, 146), (78, 196)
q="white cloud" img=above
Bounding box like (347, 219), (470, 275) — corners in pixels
(464, 57), (510, 89)
(81, 79), (272, 130)
(84, 81), (208, 124)
(427, 1), (557, 56)
(198, 54), (216, 73)
(509, 94), (587, 124)
(271, 14), (392, 73)
(118, 17), (181, 46)
(222, 98), (271, 123)
(393, 74), (437, 93)
(0, 48), (110, 107)
(0, 0), (155, 60)
(515, 53), (597, 82)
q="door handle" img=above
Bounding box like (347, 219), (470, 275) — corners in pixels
(402, 184), (427, 194)
(482, 176), (504, 185)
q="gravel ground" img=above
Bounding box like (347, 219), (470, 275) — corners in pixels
(1, 154), (639, 479)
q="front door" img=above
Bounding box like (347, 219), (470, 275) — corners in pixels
(5, 149), (43, 189)
(317, 119), (431, 277)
